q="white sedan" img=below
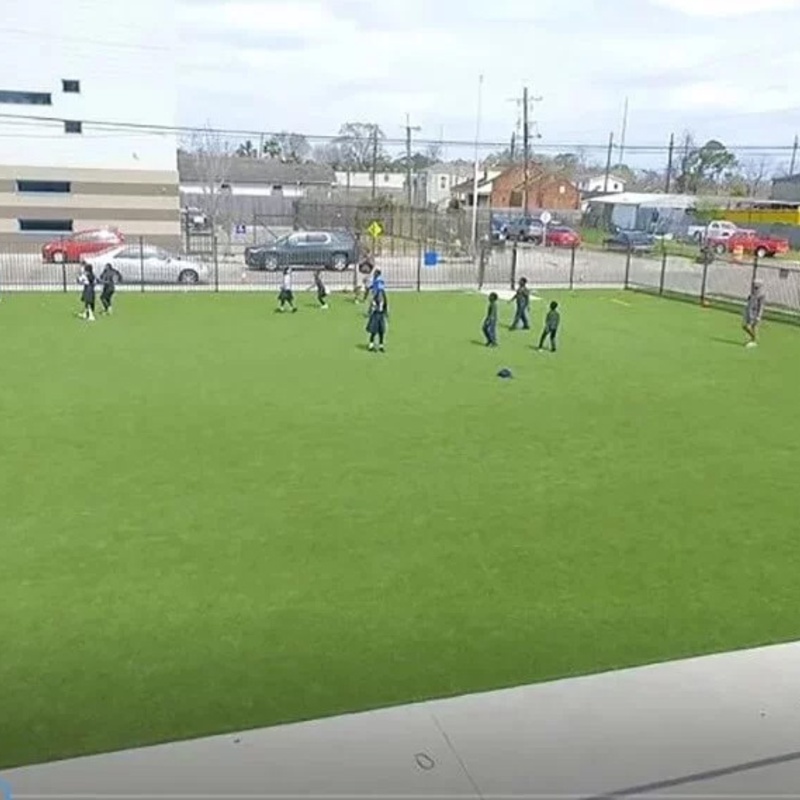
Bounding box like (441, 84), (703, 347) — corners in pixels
(83, 245), (209, 285)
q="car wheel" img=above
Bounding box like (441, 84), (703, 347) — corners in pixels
(755, 246), (768, 259)
(178, 269), (199, 284)
(693, 231), (704, 243)
(52, 251), (65, 263)
(264, 255), (279, 271)
(714, 244), (727, 255)
(331, 254), (348, 271)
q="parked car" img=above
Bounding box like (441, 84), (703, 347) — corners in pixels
(686, 219), (737, 243)
(603, 230), (656, 253)
(503, 218), (545, 243)
(82, 245), (209, 284)
(42, 228), (125, 264)
(708, 229), (790, 259)
(544, 226), (581, 248)
(244, 231), (360, 271)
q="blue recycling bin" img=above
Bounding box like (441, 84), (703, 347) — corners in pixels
(424, 250), (439, 267)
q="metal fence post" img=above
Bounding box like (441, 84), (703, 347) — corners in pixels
(139, 236), (145, 292)
(658, 247), (667, 295)
(568, 245), (576, 291)
(416, 240), (423, 292)
(751, 252), (759, 286)
(510, 240), (518, 290)
(213, 231), (220, 292)
(700, 257), (710, 305)
(478, 241), (487, 290)
(61, 260), (68, 293)
(624, 246), (632, 289)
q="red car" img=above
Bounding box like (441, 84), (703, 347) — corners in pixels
(42, 228), (125, 264)
(709, 229), (789, 259)
(544, 226), (581, 248)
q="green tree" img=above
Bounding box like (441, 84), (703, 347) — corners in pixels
(676, 135), (738, 193)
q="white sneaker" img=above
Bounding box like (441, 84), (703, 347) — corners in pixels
(745, 341), (757, 348)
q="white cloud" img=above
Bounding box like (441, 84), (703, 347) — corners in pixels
(650, 0), (800, 16)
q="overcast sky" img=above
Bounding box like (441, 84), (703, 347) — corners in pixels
(178, 0), (800, 167)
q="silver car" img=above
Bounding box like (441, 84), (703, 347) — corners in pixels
(83, 245), (209, 285)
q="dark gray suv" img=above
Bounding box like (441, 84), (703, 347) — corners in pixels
(244, 230), (360, 271)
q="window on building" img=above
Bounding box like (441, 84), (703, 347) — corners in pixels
(509, 191), (523, 207)
(62, 79), (81, 93)
(0, 90), (52, 105)
(18, 219), (74, 233)
(16, 180), (71, 194)
(440, 176), (448, 189)
(64, 120), (83, 134)
(272, 185), (283, 192)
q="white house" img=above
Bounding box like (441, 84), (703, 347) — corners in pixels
(415, 164), (477, 207)
(0, 0), (181, 245)
(576, 173), (627, 196)
(334, 171), (406, 196)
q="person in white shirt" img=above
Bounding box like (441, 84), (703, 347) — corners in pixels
(277, 267), (297, 313)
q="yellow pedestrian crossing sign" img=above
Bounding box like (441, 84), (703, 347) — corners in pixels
(366, 220), (383, 238)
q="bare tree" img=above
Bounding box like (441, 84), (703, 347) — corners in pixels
(186, 127), (235, 255)
(335, 122), (386, 171)
(739, 156), (771, 197)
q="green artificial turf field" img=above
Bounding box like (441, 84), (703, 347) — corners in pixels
(2, 288), (800, 768)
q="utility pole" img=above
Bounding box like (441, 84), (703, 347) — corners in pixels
(370, 124), (378, 200)
(790, 134), (799, 175)
(665, 132), (675, 193)
(509, 131), (516, 161)
(522, 86), (530, 211)
(603, 131), (614, 194)
(619, 96), (629, 166)
(403, 113), (421, 206)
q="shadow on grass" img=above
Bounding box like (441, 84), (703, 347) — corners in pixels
(711, 337), (746, 347)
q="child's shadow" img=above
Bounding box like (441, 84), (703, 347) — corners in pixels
(470, 339), (490, 347)
(355, 344), (372, 352)
(711, 337), (744, 347)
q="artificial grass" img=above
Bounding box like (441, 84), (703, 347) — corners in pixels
(1, 289), (800, 769)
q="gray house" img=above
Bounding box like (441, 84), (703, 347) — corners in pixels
(771, 173), (800, 202)
(178, 153), (335, 224)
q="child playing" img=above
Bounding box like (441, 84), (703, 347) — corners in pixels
(366, 288), (389, 352)
(482, 292), (499, 346)
(743, 280), (765, 348)
(78, 264), (96, 322)
(277, 267), (297, 313)
(312, 270), (329, 309)
(99, 264), (116, 315)
(538, 300), (560, 352)
(509, 277), (531, 330)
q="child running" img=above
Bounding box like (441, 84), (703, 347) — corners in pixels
(743, 280), (765, 348)
(311, 270), (329, 309)
(277, 267), (297, 313)
(537, 300), (560, 352)
(482, 292), (499, 346)
(78, 264), (96, 322)
(99, 264), (116, 315)
(509, 277), (531, 330)
(366, 288), (389, 352)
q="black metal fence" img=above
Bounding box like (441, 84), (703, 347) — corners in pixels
(1, 236), (798, 322)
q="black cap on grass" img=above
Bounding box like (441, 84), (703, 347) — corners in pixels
(497, 368), (513, 379)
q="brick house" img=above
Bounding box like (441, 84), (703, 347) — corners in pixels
(490, 164), (580, 211)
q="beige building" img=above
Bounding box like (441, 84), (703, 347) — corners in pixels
(0, 0), (179, 247)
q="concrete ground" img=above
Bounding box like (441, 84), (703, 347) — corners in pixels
(3, 641), (800, 799)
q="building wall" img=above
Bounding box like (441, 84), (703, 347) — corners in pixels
(334, 171), (406, 193)
(491, 166), (580, 211)
(771, 179), (800, 202)
(578, 176), (626, 194)
(419, 168), (475, 206)
(0, 0), (179, 246)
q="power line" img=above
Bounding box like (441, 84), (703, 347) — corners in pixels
(0, 112), (797, 155)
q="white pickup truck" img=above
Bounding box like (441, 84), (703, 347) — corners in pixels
(686, 220), (738, 243)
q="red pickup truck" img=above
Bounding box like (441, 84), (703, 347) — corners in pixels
(708, 229), (790, 259)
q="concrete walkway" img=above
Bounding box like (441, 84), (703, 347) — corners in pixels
(4, 641), (800, 799)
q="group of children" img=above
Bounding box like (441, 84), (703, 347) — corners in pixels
(482, 277), (561, 352)
(274, 265), (390, 352)
(77, 263), (116, 322)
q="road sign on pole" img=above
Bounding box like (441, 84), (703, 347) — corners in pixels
(366, 220), (383, 238)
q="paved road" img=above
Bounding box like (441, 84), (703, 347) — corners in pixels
(1, 247), (798, 312)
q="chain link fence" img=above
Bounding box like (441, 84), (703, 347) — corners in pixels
(1, 234), (798, 322)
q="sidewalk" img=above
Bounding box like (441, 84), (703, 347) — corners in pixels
(4, 641), (800, 799)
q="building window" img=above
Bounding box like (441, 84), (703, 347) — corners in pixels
(16, 180), (71, 194)
(509, 191), (523, 207)
(62, 79), (81, 93)
(64, 120), (82, 134)
(18, 219), (74, 233)
(272, 185), (283, 191)
(0, 90), (52, 105)
(440, 176), (448, 189)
